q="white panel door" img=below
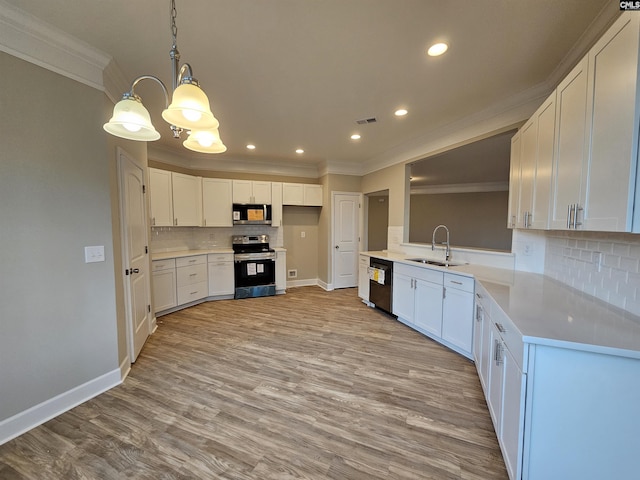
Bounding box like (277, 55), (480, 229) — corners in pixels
(332, 193), (360, 289)
(119, 149), (151, 362)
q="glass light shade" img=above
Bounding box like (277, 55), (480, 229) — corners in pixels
(162, 83), (219, 130)
(103, 97), (160, 141)
(183, 128), (227, 154)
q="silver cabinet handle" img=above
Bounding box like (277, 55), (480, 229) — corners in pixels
(495, 322), (506, 333)
(174, 218), (178, 226)
(494, 339), (503, 366)
(443, 287), (446, 299)
(566, 204), (572, 229)
(450, 280), (463, 285)
(568, 204), (575, 229)
(573, 205), (583, 229)
(152, 217), (156, 226)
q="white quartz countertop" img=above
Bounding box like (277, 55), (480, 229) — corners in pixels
(152, 247), (285, 261)
(362, 251), (640, 358)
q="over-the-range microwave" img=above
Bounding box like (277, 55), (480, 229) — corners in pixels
(232, 203), (272, 225)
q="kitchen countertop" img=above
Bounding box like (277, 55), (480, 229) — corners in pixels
(362, 251), (640, 359)
(151, 247), (286, 261)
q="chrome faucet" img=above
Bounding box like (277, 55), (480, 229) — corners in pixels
(432, 224), (450, 262)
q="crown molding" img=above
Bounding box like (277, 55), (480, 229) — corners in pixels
(0, 0), (110, 90)
(411, 181), (509, 195)
(319, 160), (365, 177)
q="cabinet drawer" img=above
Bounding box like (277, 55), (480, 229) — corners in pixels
(152, 258), (176, 272)
(177, 281), (208, 305)
(395, 262), (443, 284)
(359, 255), (370, 266)
(175, 255), (207, 268)
(444, 273), (474, 293)
(207, 253), (233, 264)
(492, 306), (526, 372)
(176, 263), (207, 286)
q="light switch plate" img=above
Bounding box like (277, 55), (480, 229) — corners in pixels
(84, 245), (105, 263)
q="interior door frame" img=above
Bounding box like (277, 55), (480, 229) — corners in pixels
(117, 147), (154, 363)
(331, 191), (364, 290)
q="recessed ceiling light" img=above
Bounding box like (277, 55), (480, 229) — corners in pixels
(296, 148), (304, 154)
(428, 42), (448, 57)
(395, 109), (408, 117)
(246, 144), (256, 150)
(351, 134), (361, 140)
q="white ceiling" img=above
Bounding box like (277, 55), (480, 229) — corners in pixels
(2, 0), (618, 179)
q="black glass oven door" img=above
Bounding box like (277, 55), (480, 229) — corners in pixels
(234, 259), (276, 288)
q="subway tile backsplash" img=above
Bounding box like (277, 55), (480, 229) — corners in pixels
(545, 231), (640, 317)
(151, 225), (284, 252)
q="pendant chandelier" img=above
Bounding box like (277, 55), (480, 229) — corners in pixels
(103, 0), (226, 154)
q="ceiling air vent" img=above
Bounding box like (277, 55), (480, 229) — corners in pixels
(355, 117), (377, 125)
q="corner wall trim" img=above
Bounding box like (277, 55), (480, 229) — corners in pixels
(0, 368), (122, 446)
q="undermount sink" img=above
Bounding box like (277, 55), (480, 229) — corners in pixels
(406, 258), (460, 267)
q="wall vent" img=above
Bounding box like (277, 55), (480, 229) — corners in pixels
(355, 117), (377, 125)
(287, 269), (298, 279)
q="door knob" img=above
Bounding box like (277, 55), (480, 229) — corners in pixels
(335, 245), (339, 249)
(131, 268), (140, 274)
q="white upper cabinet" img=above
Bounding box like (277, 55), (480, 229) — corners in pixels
(282, 183), (304, 205)
(232, 180), (272, 204)
(271, 182), (283, 227)
(282, 183), (323, 206)
(507, 132), (521, 229)
(550, 57), (589, 230)
(514, 93), (555, 230)
(172, 172), (202, 227)
(202, 178), (232, 227)
(148, 168), (173, 227)
(582, 13), (640, 232)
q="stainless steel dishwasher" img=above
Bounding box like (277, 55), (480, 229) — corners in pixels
(369, 257), (393, 315)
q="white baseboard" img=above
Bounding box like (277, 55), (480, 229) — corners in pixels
(119, 355), (131, 381)
(286, 278), (320, 288)
(0, 367), (123, 446)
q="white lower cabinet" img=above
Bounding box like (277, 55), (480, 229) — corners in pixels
(276, 250), (287, 293)
(152, 259), (177, 313)
(358, 254), (369, 302)
(176, 255), (208, 305)
(393, 262), (474, 359)
(207, 253), (234, 296)
(441, 273), (474, 356)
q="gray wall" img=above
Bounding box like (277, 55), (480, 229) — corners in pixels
(0, 52), (120, 421)
(409, 191), (512, 251)
(283, 206), (320, 281)
(367, 194), (389, 251)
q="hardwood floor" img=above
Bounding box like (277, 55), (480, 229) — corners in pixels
(0, 286), (508, 479)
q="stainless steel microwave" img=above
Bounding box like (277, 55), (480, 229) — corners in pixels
(232, 204), (272, 225)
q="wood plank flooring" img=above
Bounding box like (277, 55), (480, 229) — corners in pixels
(0, 286), (508, 479)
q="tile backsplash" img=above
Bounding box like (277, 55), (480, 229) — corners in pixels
(544, 231), (640, 316)
(151, 225), (284, 252)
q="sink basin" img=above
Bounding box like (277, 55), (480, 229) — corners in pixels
(406, 258), (459, 267)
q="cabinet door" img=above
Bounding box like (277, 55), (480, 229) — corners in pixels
(208, 261), (234, 296)
(252, 181), (272, 204)
(550, 57), (588, 229)
(487, 326), (505, 433)
(583, 13), (640, 231)
(442, 286), (474, 355)
(501, 346), (526, 480)
(392, 273), (414, 322)
(152, 269), (177, 312)
(507, 132), (521, 229)
(530, 93), (555, 230)
(282, 183), (304, 205)
(276, 250), (287, 292)
(271, 182), (283, 227)
(172, 173), (202, 226)
(473, 300), (485, 367)
(303, 184), (323, 206)
(518, 119), (536, 228)
(358, 255), (369, 301)
(202, 178), (232, 227)
(148, 168), (173, 227)
(413, 279), (443, 337)
(232, 180), (253, 203)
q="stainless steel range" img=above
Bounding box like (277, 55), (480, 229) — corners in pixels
(232, 235), (276, 299)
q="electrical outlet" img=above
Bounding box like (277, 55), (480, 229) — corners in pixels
(287, 269), (298, 278)
(300, 231), (306, 238)
(594, 251), (603, 272)
(523, 243), (533, 256)
(84, 245), (105, 263)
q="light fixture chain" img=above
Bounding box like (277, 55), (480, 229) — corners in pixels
(170, 0), (178, 48)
